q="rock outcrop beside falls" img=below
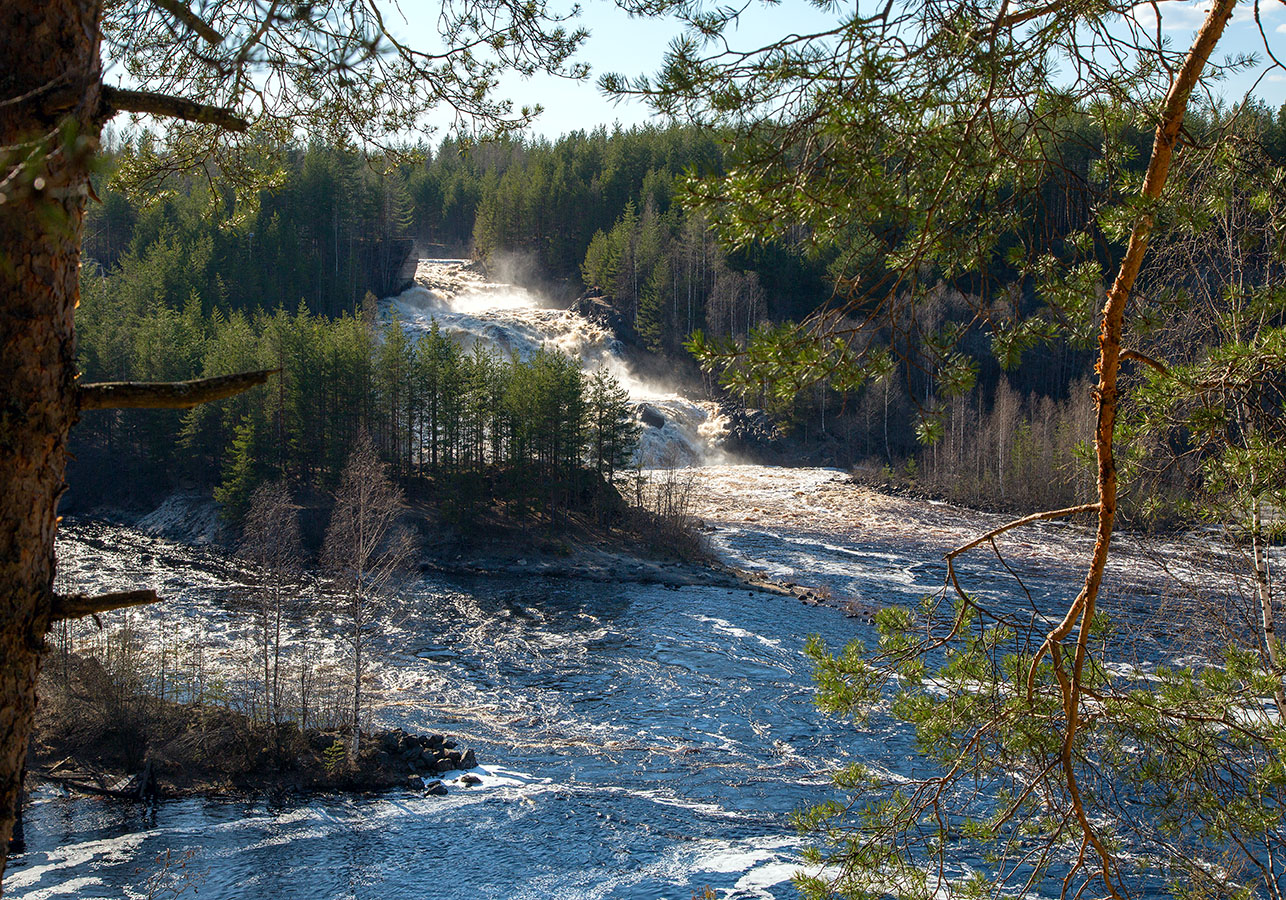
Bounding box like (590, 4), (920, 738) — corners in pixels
(570, 288), (638, 347)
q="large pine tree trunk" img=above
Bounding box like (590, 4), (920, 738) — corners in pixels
(1, 0), (102, 884)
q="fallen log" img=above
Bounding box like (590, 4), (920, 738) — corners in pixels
(43, 758), (155, 801)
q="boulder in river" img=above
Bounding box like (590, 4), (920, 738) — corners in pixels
(424, 780), (448, 796)
(639, 405), (666, 429)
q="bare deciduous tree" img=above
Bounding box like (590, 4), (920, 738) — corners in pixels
(239, 481), (304, 730)
(1, 0), (585, 876)
(322, 433), (415, 759)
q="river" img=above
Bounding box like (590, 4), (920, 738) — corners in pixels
(9, 464), (1248, 900)
(4, 263), (1264, 899)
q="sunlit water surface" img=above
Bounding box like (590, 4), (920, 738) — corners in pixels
(10, 262), (1265, 899)
(11, 465), (1255, 900)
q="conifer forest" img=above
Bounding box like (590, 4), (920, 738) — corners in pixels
(7, 1), (1286, 899)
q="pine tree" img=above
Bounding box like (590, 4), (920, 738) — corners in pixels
(587, 369), (639, 485)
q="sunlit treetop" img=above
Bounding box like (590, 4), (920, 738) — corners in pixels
(86, 0), (590, 209)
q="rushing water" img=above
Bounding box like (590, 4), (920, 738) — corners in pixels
(11, 499), (870, 900)
(12, 466), (1258, 900)
(387, 260), (732, 468)
(7, 265), (1270, 899)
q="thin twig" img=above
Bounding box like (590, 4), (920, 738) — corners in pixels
(945, 503), (1100, 561)
(150, 0), (224, 45)
(1120, 348), (1171, 376)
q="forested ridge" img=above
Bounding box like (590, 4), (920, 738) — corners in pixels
(79, 105), (1286, 521)
(74, 126), (784, 515)
(12, 0), (1286, 894)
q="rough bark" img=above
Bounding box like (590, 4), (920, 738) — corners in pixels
(49, 589), (160, 621)
(0, 0), (104, 886)
(99, 86), (248, 132)
(79, 369), (277, 410)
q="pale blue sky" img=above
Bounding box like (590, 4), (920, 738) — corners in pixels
(411, 0), (1286, 140)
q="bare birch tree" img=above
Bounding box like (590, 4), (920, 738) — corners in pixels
(322, 433), (414, 760)
(239, 481), (304, 730)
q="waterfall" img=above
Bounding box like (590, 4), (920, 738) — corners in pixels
(385, 259), (730, 467)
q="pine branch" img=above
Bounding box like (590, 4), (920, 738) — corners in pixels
(79, 369), (278, 411)
(1120, 349), (1171, 377)
(994, 0), (1064, 29)
(100, 86), (248, 132)
(150, 0), (224, 45)
(51, 590), (160, 621)
(946, 503), (1101, 560)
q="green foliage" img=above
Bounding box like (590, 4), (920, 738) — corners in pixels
(601, 1), (1286, 895)
(797, 591), (1286, 899)
(74, 271), (639, 520)
(322, 738), (347, 776)
(587, 368), (641, 485)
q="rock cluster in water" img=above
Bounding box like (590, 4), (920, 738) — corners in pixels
(376, 729), (479, 797)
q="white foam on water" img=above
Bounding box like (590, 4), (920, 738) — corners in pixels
(6, 832), (148, 896)
(507, 835), (805, 900)
(11, 876), (107, 900)
(385, 259), (732, 468)
(688, 614), (784, 650)
(677, 836), (808, 899)
(458, 764), (541, 789)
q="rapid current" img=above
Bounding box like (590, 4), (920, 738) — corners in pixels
(6, 263), (1265, 899)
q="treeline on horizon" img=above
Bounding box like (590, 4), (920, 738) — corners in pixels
(75, 103), (1286, 517)
(73, 122), (829, 517)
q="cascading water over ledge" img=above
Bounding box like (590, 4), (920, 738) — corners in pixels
(384, 259), (732, 468)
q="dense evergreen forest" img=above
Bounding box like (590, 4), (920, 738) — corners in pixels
(73, 125), (828, 516)
(15, 0), (1286, 894)
(75, 105), (1286, 519)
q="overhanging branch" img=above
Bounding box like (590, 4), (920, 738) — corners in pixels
(79, 369), (278, 411)
(1120, 349), (1171, 377)
(151, 0), (224, 45)
(946, 503), (1101, 561)
(101, 86), (248, 132)
(994, 0), (1064, 29)
(51, 590), (160, 621)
